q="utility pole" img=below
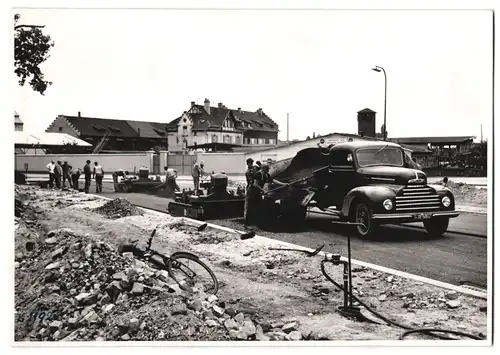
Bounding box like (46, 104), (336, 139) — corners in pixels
(481, 124), (483, 143)
(287, 113), (290, 143)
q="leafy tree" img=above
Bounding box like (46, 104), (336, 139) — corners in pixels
(14, 14), (55, 95)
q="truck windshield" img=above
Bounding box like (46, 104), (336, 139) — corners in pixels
(356, 147), (404, 167)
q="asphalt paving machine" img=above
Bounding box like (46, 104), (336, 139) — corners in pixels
(114, 167), (164, 193)
(167, 173), (246, 220)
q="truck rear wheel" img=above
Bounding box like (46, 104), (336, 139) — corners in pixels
(353, 200), (379, 239)
(423, 217), (449, 237)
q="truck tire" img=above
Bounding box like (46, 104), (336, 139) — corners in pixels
(423, 217), (449, 237)
(353, 200), (379, 239)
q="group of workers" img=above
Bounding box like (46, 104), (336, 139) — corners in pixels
(244, 158), (286, 227)
(46, 160), (104, 193)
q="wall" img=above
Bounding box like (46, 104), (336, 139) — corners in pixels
(195, 152), (246, 175)
(16, 152), (154, 173)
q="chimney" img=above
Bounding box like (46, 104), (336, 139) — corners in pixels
(204, 98), (210, 114)
(238, 107), (242, 114)
(218, 102), (223, 108)
(257, 108), (263, 115)
(78, 111), (81, 118)
(313, 132), (316, 138)
(357, 109), (376, 137)
(191, 101), (195, 108)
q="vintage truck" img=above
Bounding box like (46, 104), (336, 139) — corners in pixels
(266, 140), (460, 238)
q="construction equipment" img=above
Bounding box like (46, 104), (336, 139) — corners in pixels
(268, 244), (325, 257)
(167, 173), (245, 220)
(114, 167), (164, 193)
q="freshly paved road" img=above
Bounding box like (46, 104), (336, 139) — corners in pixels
(96, 187), (488, 289)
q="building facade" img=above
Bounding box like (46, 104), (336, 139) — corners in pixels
(45, 113), (168, 152)
(14, 112), (23, 132)
(166, 99), (279, 152)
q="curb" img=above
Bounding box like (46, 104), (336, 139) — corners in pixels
(400, 224), (487, 238)
(91, 194), (487, 300)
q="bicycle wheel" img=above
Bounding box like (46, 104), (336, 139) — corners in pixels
(167, 252), (219, 295)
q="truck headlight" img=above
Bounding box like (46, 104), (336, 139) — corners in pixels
(442, 196), (451, 207)
(383, 199), (393, 211)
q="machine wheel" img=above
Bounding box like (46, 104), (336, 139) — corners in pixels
(353, 200), (378, 239)
(423, 217), (449, 237)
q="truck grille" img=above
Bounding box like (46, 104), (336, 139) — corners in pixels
(395, 185), (441, 212)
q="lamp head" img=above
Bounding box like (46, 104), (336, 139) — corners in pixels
(372, 67), (381, 72)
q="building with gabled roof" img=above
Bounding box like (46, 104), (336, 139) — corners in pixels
(166, 99), (279, 152)
(14, 112), (24, 131)
(45, 112), (168, 152)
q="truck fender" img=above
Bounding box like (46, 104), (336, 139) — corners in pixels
(341, 185), (398, 218)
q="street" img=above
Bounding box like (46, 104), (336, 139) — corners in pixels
(97, 187), (487, 289)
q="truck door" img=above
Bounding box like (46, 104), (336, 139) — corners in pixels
(328, 149), (356, 207)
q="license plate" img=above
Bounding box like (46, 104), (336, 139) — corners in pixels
(413, 213), (432, 220)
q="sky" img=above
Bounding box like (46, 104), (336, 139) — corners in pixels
(12, 8), (493, 142)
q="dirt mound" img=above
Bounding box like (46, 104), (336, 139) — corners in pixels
(93, 198), (144, 219)
(436, 180), (487, 205)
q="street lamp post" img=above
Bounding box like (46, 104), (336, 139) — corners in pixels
(372, 65), (387, 141)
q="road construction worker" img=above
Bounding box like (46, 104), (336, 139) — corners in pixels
(71, 168), (81, 191)
(61, 161), (73, 188)
(192, 161), (204, 195)
(112, 169), (125, 192)
(54, 161), (63, 189)
(165, 166), (180, 192)
(46, 160), (55, 188)
(93, 161), (104, 193)
(83, 160), (92, 193)
(244, 158), (258, 227)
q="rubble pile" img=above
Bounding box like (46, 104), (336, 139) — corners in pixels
(93, 198), (144, 219)
(437, 179), (487, 205)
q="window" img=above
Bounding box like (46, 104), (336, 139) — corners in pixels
(223, 135), (231, 144)
(356, 147), (403, 167)
(212, 135), (218, 143)
(250, 138), (257, 144)
(269, 139), (276, 145)
(58, 127), (63, 132)
(235, 136), (242, 144)
(330, 150), (354, 167)
(258, 138), (265, 145)
(193, 132), (197, 136)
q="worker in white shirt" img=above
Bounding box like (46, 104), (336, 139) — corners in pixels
(164, 166), (180, 192)
(93, 161), (104, 193)
(46, 160), (56, 188)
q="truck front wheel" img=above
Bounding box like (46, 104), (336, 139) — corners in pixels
(353, 200), (379, 239)
(423, 217), (449, 237)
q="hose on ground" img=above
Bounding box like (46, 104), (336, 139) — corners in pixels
(320, 259), (484, 341)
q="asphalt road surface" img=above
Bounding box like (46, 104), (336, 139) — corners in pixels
(96, 185), (488, 289)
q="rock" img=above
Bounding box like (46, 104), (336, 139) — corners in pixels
(309, 331), (330, 340)
(67, 317), (79, 328)
(282, 322), (299, 334)
(446, 300), (461, 309)
(52, 330), (61, 340)
(62, 330), (79, 341)
(84, 243), (93, 258)
(225, 308), (237, 317)
(207, 294), (218, 303)
(480, 306), (487, 312)
(121, 334), (130, 341)
(75, 292), (91, 303)
(243, 251), (253, 256)
(445, 291), (459, 300)
(401, 292), (415, 298)
(82, 311), (100, 324)
(98, 294), (111, 306)
(51, 247), (66, 259)
(224, 318), (239, 330)
(102, 304), (114, 314)
(212, 305), (225, 318)
(317, 286), (330, 294)
(158, 270), (170, 283)
(14, 262), (20, 269)
(240, 320), (256, 337)
(387, 275), (394, 283)
(48, 320), (62, 332)
(267, 331), (288, 341)
(378, 294), (387, 302)
(228, 329), (246, 340)
(45, 262), (61, 270)
(158, 331), (165, 340)
(113, 272), (127, 281)
(205, 319), (218, 327)
(258, 320), (272, 332)
(271, 321), (285, 329)
(129, 318), (140, 333)
(286, 330), (303, 341)
(264, 261), (275, 269)
(188, 299), (204, 312)
(130, 282), (145, 295)
(171, 304), (187, 316)
(234, 312), (245, 324)
(45, 237), (58, 245)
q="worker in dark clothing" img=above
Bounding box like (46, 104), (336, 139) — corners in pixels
(54, 161), (63, 189)
(255, 161), (262, 171)
(71, 168), (81, 191)
(61, 161), (73, 188)
(83, 160), (92, 193)
(244, 158), (258, 227)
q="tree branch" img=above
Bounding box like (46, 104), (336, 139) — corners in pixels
(14, 25), (45, 30)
